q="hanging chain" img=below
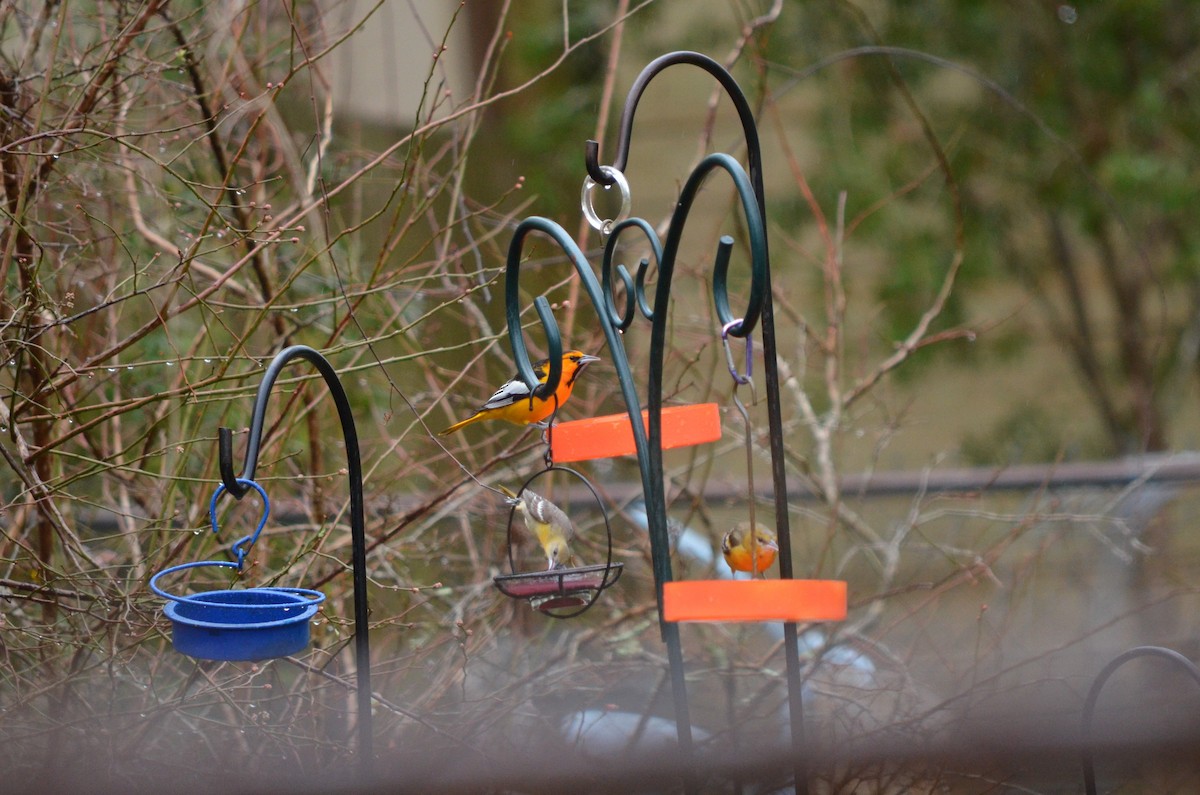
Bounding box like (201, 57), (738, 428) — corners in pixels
(541, 396), (562, 469)
(723, 319), (761, 575)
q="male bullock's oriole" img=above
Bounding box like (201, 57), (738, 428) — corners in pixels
(438, 351), (599, 436)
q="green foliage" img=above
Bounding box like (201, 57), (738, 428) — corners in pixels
(757, 0), (1200, 454)
(490, 1), (615, 209)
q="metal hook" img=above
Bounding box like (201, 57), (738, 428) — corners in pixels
(505, 233), (565, 400)
(584, 140), (614, 186)
(583, 51), (767, 216)
(210, 344), (373, 770)
(1081, 645), (1200, 795)
(722, 318), (753, 386)
(601, 217), (663, 331)
(209, 478), (270, 570)
(541, 397), (561, 469)
(218, 427), (250, 498)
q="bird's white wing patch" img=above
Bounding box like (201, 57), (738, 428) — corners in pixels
(480, 378), (532, 410)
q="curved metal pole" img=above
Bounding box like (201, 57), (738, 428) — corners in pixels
(1081, 645), (1200, 795)
(503, 216), (697, 784)
(218, 345), (373, 775)
(506, 216), (682, 618)
(646, 152), (767, 595)
(643, 154), (766, 795)
(585, 51), (766, 215)
(601, 217), (662, 330)
(591, 52), (808, 794)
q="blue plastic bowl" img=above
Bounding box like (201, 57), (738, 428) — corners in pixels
(163, 587), (323, 662)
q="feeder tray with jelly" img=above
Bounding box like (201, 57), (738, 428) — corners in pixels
(494, 562), (623, 612)
(151, 480), (325, 662)
(493, 465), (622, 618)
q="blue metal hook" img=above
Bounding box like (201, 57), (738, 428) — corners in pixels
(210, 478), (270, 570)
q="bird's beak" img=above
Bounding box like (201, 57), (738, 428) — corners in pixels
(761, 538), (779, 551)
(578, 354), (600, 366)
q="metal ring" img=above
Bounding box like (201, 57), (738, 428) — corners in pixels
(150, 560), (327, 608)
(150, 560), (240, 603)
(581, 165), (631, 234)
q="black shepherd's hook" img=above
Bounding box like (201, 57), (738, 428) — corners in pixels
(1081, 645), (1200, 794)
(585, 50), (767, 213)
(502, 215), (700, 781)
(584, 51), (808, 795)
(218, 345), (373, 775)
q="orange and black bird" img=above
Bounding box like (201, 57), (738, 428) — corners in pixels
(438, 350), (600, 436)
(721, 520), (779, 577)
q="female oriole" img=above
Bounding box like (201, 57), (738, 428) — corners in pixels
(502, 486), (576, 570)
(438, 350), (599, 436)
(721, 520), (778, 576)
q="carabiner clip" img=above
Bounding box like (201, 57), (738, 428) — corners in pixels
(722, 318), (753, 386)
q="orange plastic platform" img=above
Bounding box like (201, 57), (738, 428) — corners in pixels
(551, 403), (722, 463)
(663, 579), (847, 623)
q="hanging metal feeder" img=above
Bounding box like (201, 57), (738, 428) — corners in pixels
(150, 479), (325, 662)
(493, 563), (623, 613)
(492, 465), (622, 618)
(660, 321), (848, 624)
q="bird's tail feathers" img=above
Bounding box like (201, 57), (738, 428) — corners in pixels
(437, 412), (481, 436)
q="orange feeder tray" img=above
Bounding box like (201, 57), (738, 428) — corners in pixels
(551, 403), (722, 463)
(663, 579), (847, 623)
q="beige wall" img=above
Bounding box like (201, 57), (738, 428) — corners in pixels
(332, 0), (475, 126)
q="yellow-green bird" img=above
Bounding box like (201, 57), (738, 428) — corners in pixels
(501, 486), (576, 570)
(721, 520), (778, 577)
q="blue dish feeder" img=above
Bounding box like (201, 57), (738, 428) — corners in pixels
(151, 480), (326, 662)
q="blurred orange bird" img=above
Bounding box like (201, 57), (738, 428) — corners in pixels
(438, 351), (600, 436)
(721, 521), (779, 577)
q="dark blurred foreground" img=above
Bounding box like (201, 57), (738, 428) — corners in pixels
(11, 706), (1200, 795)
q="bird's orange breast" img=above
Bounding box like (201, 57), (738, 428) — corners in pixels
(725, 544), (777, 574)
